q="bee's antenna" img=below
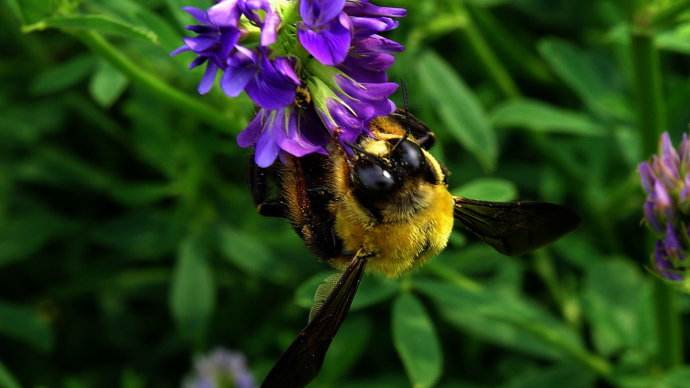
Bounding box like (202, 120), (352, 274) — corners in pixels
(391, 79), (411, 152)
(401, 79), (409, 112)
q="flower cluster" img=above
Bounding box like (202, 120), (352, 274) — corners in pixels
(639, 132), (690, 284)
(173, 0), (406, 167)
(183, 348), (255, 388)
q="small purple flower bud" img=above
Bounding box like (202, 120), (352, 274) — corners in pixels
(664, 223), (685, 261)
(183, 348), (255, 388)
(641, 132), (690, 285)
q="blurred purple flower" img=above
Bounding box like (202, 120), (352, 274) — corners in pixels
(639, 132), (690, 282)
(184, 348), (254, 388)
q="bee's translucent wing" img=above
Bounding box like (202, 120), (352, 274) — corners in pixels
(261, 254), (367, 388)
(453, 197), (580, 256)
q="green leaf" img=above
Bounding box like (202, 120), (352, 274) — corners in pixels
(217, 226), (294, 284)
(415, 279), (583, 360)
(503, 364), (594, 388)
(0, 209), (67, 268)
(392, 293), (443, 388)
(417, 51), (497, 170)
(538, 39), (632, 121)
(169, 238), (215, 343)
(661, 367), (690, 388)
(23, 14), (158, 43)
(0, 362), (21, 388)
(490, 98), (607, 136)
(89, 61), (129, 108)
(582, 257), (655, 358)
(295, 272), (398, 311)
(657, 23), (690, 55)
(4, 0), (24, 23)
(315, 316), (372, 384)
(30, 54), (96, 95)
(453, 178), (517, 202)
(0, 301), (54, 352)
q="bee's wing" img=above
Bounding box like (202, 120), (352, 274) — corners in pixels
(261, 254), (367, 388)
(453, 197), (580, 256)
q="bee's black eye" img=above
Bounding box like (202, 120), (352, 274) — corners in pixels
(390, 139), (425, 174)
(354, 160), (397, 194)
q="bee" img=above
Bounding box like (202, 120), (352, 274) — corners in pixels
(252, 108), (580, 387)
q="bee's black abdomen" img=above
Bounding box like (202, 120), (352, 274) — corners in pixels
(287, 154), (344, 260)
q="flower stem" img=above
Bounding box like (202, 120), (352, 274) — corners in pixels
(78, 31), (235, 132)
(653, 280), (683, 367)
(631, 19), (683, 368)
(631, 29), (666, 157)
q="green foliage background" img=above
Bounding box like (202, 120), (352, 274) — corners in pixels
(2, 0), (690, 387)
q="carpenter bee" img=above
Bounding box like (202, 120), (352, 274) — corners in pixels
(253, 107), (580, 387)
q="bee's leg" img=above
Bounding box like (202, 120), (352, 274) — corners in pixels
(250, 162), (287, 218)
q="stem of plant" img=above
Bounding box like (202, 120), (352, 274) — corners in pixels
(631, 21), (683, 368)
(78, 31), (235, 132)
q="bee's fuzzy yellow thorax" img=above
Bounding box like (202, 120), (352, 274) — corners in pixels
(328, 145), (455, 277)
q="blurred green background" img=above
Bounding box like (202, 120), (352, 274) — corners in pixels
(2, 0), (690, 387)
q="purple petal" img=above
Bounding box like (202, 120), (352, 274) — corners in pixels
(188, 56), (207, 69)
(639, 162), (656, 194)
(221, 67), (253, 97)
(245, 56), (298, 109)
(336, 75), (398, 101)
(664, 223), (684, 260)
(351, 16), (398, 37)
(298, 14), (352, 66)
(273, 57), (301, 85)
(344, 2), (407, 18)
(655, 241), (683, 281)
(198, 62), (218, 94)
(221, 51), (256, 97)
(184, 35), (217, 52)
(237, 112), (264, 148)
(357, 34), (405, 53)
(261, 11), (281, 46)
(645, 200), (662, 233)
(208, 0), (241, 27)
(681, 133), (690, 166)
(278, 110), (326, 157)
(300, 0), (346, 26)
(182, 6), (210, 24)
(255, 125), (281, 167)
(170, 45), (191, 56)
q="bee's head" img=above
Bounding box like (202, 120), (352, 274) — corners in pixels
(350, 138), (441, 209)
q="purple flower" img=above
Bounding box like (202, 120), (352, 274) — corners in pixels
(315, 75), (397, 143)
(173, 0), (407, 167)
(640, 132), (690, 283)
(183, 348), (254, 388)
(298, 0), (353, 66)
(240, 0), (281, 46)
(171, 4), (243, 94)
(222, 49), (300, 109)
(237, 107), (329, 167)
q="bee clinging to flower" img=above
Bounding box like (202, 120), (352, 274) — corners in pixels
(173, 1), (580, 387)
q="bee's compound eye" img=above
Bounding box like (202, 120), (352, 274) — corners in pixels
(391, 139), (425, 174)
(354, 161), (397, 193)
